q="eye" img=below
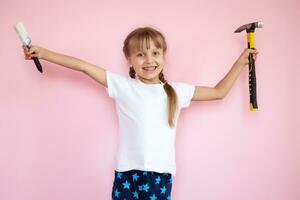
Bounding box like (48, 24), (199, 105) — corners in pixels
(153, 51), (160, 56)
(137, 53), (144, 57)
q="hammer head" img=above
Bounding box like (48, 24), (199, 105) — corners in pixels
(234, 21), (263, 33)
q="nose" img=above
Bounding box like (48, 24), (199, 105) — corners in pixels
(145, 54), (154, 64)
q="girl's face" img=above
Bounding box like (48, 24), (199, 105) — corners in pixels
(127, 39), (165, 84)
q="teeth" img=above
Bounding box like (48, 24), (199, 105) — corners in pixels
(143, 66), (156, 71)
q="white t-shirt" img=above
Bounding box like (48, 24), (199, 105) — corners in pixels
(106, 70), (195, 176)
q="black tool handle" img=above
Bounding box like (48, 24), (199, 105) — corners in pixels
(32, 57), (43, 73)
(248, 53), (258, 110)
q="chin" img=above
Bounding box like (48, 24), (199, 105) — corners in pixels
(145, 72), (161, 79)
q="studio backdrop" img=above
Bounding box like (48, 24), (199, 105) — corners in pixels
(0, 0), (299, 200)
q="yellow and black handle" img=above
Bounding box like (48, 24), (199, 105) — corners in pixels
(247, 30), (258, 111)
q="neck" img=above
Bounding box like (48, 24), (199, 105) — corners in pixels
(138, 76), (161, 84)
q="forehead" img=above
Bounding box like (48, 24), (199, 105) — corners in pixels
(129, 36), (163, 53)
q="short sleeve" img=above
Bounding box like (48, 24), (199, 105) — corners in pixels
(106, 70), (130, 99)
(171, 82), (195, 108)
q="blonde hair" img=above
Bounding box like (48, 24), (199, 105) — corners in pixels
(123, 27), (178, 128)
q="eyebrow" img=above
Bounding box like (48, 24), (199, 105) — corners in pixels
(135, 48), (161, 53)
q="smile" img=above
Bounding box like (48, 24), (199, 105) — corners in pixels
(143, 66), (157, 71)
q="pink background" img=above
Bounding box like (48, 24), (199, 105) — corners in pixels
(1, 0), (299, 200)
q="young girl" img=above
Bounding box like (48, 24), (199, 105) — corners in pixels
(23, 27), (258, 200)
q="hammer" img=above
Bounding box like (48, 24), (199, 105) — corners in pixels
(234, 21), (263, 111)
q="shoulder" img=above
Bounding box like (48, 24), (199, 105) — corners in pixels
(169, 81), (195, 93)
(169, 81), (195, 108)
(106, 70), (130, 82)
(106, 70), (134, 99)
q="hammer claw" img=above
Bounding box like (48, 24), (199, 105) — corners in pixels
(234, 21), (263, 33)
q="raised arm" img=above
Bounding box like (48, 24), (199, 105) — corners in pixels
(23, 45), (107, 88)
(192, 48), (258, 101)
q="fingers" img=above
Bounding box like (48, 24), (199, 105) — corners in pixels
(244, 48), (259, 59)
(248, 49), (259, 60)
(23, 45), (30, 59)
(22, 45), (37, 59)
(248, 48), (259, 54)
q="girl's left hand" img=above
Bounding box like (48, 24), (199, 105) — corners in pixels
(237, 48), (259, 66)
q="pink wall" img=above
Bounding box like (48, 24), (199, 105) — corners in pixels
(1, 0), (299, 200)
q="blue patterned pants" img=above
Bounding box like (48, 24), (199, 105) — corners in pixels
(112, 169), (173, 200)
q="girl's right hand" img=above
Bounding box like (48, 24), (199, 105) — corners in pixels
(23, 45), (46, 60)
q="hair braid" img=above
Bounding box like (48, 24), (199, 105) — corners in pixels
(159, 71), (178, 128)
(129, 66), (136, 78)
